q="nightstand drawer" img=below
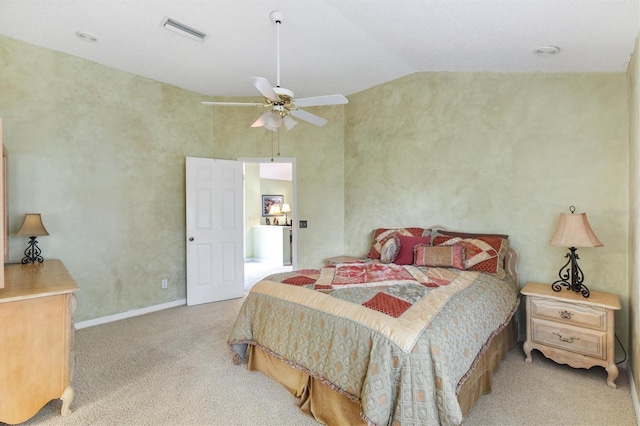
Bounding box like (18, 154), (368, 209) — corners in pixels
(531, 318), (606, 359)
(530, 297), (606, 330)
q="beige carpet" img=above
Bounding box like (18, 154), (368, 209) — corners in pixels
(22, 297), (637, 426)
(244, 261), (292, 291)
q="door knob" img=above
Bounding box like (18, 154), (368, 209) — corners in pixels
(188, 237), (194, 241)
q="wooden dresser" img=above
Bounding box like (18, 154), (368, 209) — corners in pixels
(0, 260), (79, 424)
(521, 282), (621, 388)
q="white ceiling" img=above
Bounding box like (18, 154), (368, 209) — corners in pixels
(1, 1), (638, 99)
(260, 162), (292, 181)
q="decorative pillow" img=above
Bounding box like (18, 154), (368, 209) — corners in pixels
(414, 244), (466, 269)
(432, 235), (510, 278)
(366, 227), (428, 259)
(394, 234), (432, 265)
(379, 234), (400, 264)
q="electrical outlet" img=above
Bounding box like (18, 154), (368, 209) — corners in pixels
(161, 278), (168, 289)
(299, 220), (307, 228)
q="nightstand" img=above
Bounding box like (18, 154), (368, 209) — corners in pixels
(521, 282), (621, 388)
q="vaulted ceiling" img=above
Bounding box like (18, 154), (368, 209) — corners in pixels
(1, 1), (638, 100)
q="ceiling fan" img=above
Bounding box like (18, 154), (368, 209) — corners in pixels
(202, 11), (348, 132)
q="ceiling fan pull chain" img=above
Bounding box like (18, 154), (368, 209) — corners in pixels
(277, 128), (281, 156)
(270, 130), (275, 161)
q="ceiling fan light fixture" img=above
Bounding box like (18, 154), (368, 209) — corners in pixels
(283, 115), (297, 131)
(264, 121), (280, 132)
(266, 112), (283, 129)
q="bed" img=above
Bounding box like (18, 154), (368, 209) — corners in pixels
(228, 227), (520, 425)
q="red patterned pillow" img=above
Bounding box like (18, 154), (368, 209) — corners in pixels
(432, 235), (509, 278)
(414, 244), (466, 269)
(366, 227), (428, 259)
(394, 234), (432, 265)
(379, 234), (401, 264)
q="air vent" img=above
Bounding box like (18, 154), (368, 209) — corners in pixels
(161, 17), (208, 42)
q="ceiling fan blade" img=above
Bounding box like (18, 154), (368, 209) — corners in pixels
(290, 109), (328, 127)
(293, 94), (348, 107)
(202, 101), (263, 106)
(283, 115), (297, 130)
(250, 77), (279, 102)
(251, 111), (272, 128)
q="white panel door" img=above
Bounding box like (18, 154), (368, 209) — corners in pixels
(186, 157), (244, 306)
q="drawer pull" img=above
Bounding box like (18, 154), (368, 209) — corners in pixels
(559, 310), (573, 319)
(553, 332), (579, 343)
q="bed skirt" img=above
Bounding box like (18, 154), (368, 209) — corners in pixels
(246, 315), (518, 425)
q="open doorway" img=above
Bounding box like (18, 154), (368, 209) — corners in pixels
(241, 158), (296, 291)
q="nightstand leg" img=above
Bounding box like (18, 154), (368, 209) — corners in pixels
(606, 364), (619, 389)
(523, 340), (533, 362)
(60, 385), (75, 416)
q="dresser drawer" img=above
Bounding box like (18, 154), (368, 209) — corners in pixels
(531, 317), (606, 359)
(530, 297), (606, 330)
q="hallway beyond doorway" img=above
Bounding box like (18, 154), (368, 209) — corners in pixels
(244, 261), (292, 292)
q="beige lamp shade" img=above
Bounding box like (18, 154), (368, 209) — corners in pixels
(16, 214), (49, 237)
(281, 204), (291, 214)
(268, 204), (281, 215)
(549, 212), (602, 248)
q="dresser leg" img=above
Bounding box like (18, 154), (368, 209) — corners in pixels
(60, 386), (75, 416)
(606, 364), (619, 389)
(523, 340), (533, 362)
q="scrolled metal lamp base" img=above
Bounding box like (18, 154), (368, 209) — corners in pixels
(552, 246), (590, 298)
(21, 236), (44, 264)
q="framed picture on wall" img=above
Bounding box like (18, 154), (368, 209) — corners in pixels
(262, 194), (284, 217)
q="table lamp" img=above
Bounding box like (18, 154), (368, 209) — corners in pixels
(549, 206), (602, 298)
(281, 204), (291, 225)
(268, 204), (281, 225)
(16, 213), (49, 264)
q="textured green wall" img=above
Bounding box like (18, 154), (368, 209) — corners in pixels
(628, 33), (640, 405)
(0, 35), (213, 321)
(0, 34), (347, 321)
(344, 72), (630, 350)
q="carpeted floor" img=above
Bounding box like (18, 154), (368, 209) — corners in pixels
(21, 297), (638, 426)
(244, 260), (292, 291)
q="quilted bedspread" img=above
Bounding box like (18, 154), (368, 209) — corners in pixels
(228, 263), (519, 426)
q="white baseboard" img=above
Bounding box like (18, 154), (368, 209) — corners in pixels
(75, 299), (186, 330)
(630, 368), (640, 423)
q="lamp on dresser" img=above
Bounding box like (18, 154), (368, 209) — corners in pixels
(549, 205), (602, 298)
(268, 204), (281, 225)
(281, 203), (291, 225)
(16, 213), (49, 264)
